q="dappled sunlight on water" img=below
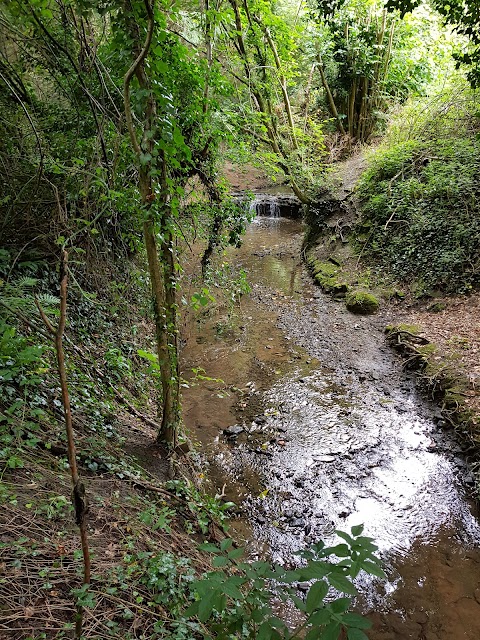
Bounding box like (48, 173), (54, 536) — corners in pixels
(182, 214), (480, 639)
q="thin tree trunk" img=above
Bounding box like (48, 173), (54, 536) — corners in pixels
(316, 54), (346, 135)
(260, 24), (299, 150)
(36, 251), (90, 640)
(348, 78), (357, 137)
(122, 0), (179, 445)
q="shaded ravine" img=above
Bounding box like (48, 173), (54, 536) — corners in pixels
(182, 216), (480, 640)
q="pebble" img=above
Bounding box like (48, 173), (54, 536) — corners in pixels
(224, 425), (244, 437)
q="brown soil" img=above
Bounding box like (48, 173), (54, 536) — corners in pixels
(222, 161), (274, 191)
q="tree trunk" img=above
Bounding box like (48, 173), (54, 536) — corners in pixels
(316, 54), (346, 135)
(122, 0), (180, 446)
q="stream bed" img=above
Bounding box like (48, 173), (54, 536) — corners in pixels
(182, 216), (480, 640)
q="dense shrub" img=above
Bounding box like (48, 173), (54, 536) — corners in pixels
(356, 81), (480, 294)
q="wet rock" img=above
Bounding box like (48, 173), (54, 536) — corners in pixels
(315, 455), (336, 463)
(297, 582), (310, 592)
(251, 447), (274, 457)
(256, 515), (266, 524)
(224, 425), (244, 437)
(394, 405), (409, 413)
(253, 415), (267, 425)
(291, 518), (305, 528)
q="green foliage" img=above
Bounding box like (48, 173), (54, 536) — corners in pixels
(186, 524), (383, 639)
(165, 479), (234, 533)
(356, 81), (480, 294)
(0, 319), (49, 468)
(310, 0), (450, 140)
(386, 0), (480, 86)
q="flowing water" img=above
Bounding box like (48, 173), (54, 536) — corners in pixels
(182, 215), (480, 640)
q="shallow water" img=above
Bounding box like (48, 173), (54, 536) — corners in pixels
(182, 216), (480, 639)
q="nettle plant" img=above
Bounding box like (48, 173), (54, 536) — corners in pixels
(186, 525), (384, 640)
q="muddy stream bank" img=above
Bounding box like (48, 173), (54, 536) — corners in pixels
(182, 216), (480, 640)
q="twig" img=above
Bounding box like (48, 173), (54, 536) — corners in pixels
(36, 250), (91, 640)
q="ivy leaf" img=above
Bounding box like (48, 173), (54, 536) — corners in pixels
(139, 152), (152, 165)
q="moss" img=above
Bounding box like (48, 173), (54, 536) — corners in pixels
(307, 255), (349, 296)
(416, 343), (437, 356)
(397, 323), (421, 335)
(345, 290), (379, 315)
(427, 301), (447, 313)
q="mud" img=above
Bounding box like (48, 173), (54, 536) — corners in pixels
(182, 216), (480, 639)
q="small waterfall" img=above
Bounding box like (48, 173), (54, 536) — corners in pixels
(268, 201), (280, 217)
(235, 192), (303, 219)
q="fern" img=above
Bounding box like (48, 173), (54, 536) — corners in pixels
(0, 278), (59, 318)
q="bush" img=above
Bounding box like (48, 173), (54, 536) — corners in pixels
(356, 80), (480, 294)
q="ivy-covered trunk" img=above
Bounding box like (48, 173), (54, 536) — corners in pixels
(123, 0), (180, 446)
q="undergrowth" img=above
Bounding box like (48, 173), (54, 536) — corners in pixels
(356, 78), (480, 295)
(0, 254), (384, 638)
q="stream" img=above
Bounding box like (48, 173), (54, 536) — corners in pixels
(182, 214), (480, 640)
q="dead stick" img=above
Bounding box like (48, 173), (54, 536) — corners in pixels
(36, 250), (91, 640)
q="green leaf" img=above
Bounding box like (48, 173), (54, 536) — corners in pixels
(228, 547), (244, 560)
(330, 597), (351, 614)
(323, 544), (350, 557)
(197, 590), (217, 622)
(360, 560), (386, 578)
(306, 580), (329, 613)
(290, 593), (306, 612)
(319, 621), (341, 640)
(347, 628), (369, 640)
(309, 607), (331, 626)
(351, 524), (364, 537)
(220, 538), (233, 551)
(221, 581), (243, 600)
(328, 574), (357, 595)
(297, 561), (330, 580)
(335, 531), (354, 545)
(342, 613), (371, 629)
(257, 621), (281, 640)
(212, 555), (230, 568)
